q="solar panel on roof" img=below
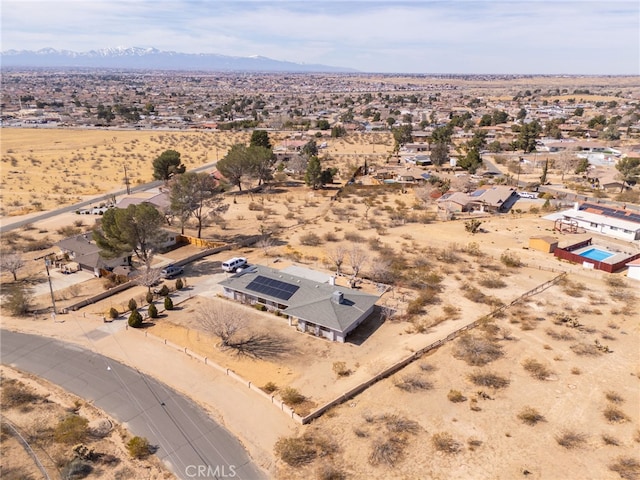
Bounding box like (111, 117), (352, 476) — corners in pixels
(246, 275), (299, 301)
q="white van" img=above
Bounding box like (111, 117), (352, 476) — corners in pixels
(222, 257), (247, 272)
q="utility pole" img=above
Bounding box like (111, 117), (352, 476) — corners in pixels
(44, 257), (57, 315)
(124, 165), (131, 195)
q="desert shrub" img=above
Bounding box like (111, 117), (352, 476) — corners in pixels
(4, 285), (33, 316)
(323, 231), (340, 242)
(299, 232), (323, 246)
(447, 390), (467, 403)
(609, 456), (640, 480)
(555, 430), (587, 449)
(147, 303), (158, 319)
(468, 371), (510, 389)
(157, 285), (169, 296)
(369, 436), (406, 466)
(164, 296), (174, 310)
(604, 406), (630, 423)
(254, 303), (267, 311)
(462, 284), (488, 303)
(571, 367), (581, 375)
(108, 307), (119, 319)
(431, 432), (462, 454)
(382, 414), (420, 435)
(262, 382), (278, 393)
(332, 361), (350, 377)
(394, 374), (433, 392)
(545, 328), (575, 341)
(127, 298), (137, 311)
(517, 406), (545, 425)
(1, 379), (42, 408)
(175, 278), (184, 290)
(522, 358), (553, 380)
(126, 436), (151, 459)
(419, 363), (436, 373)
(606, 391), (625, 404)
(570, 343), (601, 356)
(128, 309), (143, 328)
(275, 432), (336, 467)
(63, 458), (93, 479)
(605, 276), (627, 289)
(344, 231), (364, 242)
(281, 387), (305, 405)
(144, 291), (153, 304)
(454, 334), (503, 366)
(500, 251), (522, 268)
(602, 434), (620, 446)
(54, 415), (88, 444)
(465, 242), (483, 257)
(478, 275), (506, 289)
(316, 464), (346, 480)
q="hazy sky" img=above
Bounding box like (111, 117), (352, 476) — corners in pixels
(2, 0), (639, 74)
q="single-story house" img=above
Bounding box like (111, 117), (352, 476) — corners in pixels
(437, 186), (518, 214)
(551, 202), (640, 242)
(219, 265), (379, 343)
(115, 191), (170, 210)
(56, 234), (130, 277)
(627, 258), (640, 281)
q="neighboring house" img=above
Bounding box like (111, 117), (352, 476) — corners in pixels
(56, 234), (130, 277)
(115, 192), (170, 210)
(219, 265), (379, 343)
(437, 186), (518, 213)
(627, 258), (640, 281)
(553, 202), (640, 242)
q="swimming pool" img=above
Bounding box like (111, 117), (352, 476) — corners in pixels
(579, 248), (614, 262)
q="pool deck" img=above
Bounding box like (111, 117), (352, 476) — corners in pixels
(572, 244), (632, 265)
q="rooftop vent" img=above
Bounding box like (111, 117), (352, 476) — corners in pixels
(332, 291), (344, 304)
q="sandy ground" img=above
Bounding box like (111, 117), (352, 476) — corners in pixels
(2, 127), (639, 480)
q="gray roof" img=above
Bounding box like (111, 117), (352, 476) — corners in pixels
(219, 265), (379, 333)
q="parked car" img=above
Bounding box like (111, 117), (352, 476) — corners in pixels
(160, 265), (184, 278)
(221, 257), (247, 272)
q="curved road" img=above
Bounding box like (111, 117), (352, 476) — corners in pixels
(1, 330), (266, 480)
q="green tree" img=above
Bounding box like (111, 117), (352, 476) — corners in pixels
(331, 125), (346, 138)
(301, 140), (319, 158)
(169, 172), (227, 238)
(152, 150), (186, 181)
(249, 146), (276, 186)
(372, 112), (381, 122)
(316, 119), (330, 130)
(540, 159), (549, 184)
(430, 125), (453, 145)
(517, 108), (527, 121)
(164, 296), (174, 310)
(304, 156), (323, 189)
(320, 167), (338, 185)
(458, 148), (482, 174)
(574, 107), (584, 117)
(516, 120), (541, 153)
(128, 309), (143, 328)
(386, 117), (396, 129)
(392, 124), (413, 147)
(575, 158), (590, 174)
(601, 124), (620, 141)
(249, 130), (272, 149)
(147, 303), (158, 319)
(216, 144), (254, 192)
(615, 157), (640, 191)
(93, 203), (167, 266)
(430, 142), (449, 167)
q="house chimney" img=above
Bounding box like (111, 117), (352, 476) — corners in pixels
(329, 276), (336, 286)
(574, 201), (579, 211)
(332, 291), (344, 304)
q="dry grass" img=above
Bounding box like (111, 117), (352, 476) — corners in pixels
(602, 434), (621, 446)
(447, 390), (467, 403)
(545, 328), (576, 341)
(604, 405), (630, 424)
(467, 371), (510, 389)
(606, 391), (625, 404)
(521, 358), (553, 380)
(369, 436), (407, 466)
(609, 456), (640, 480)
(431, 432), (462, 454)
(555, 430), (587, 449)
(394, 374), (433, 392)
(275, 430), (338, 467)
(517, 406), (545, 426)
(453, 334), (503, 366)
(1, 378), (43, 409)
(570, 343), (602, 356)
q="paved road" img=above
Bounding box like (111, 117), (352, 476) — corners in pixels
(1, 329), (266, 480)
(0, 162), (217, 234)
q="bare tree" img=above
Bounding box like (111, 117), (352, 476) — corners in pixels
(348, 246), (369, 287)
(1, 251), (25, 281)
(134, 263), (163, 292)
(256, 235), (276, 256)
(326, 246), (346, 277)
(197, 301), (290, 359)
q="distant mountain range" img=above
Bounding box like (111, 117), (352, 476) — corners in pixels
(0, 47), (357, 73)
